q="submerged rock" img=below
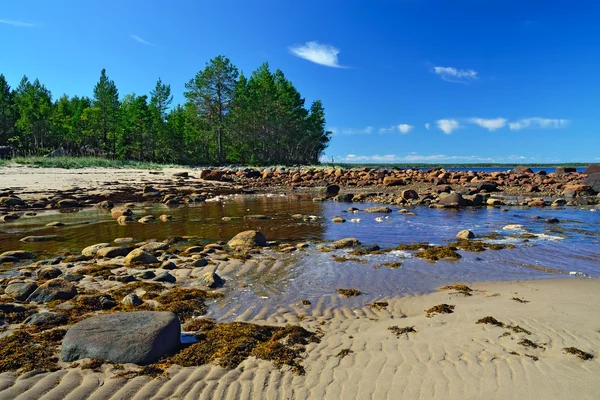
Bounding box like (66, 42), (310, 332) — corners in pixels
(61, 311), (181, 365)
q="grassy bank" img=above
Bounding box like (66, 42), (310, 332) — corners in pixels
(0, 157), (180, 169)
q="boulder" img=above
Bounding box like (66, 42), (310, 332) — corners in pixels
(159, 214), (174, 222)
(61, 311), (181, 365)
(200, 169), (224, 181)
(439, 193), (469, 208)
(330, 238), (361, 249)
(124, 249), (160, 266)
(57, 199), (80, 208)
(138, 215), (156, 224)
(153, 272), (176, 283)
(111, 208), (133, 218)
(117, 215), (135, 224)
(401, 190), (419, 200)
(38, 266), (62, 280)
(96, 246), (131, 258)
(24, 312), (68, 327)
(122, 294), (143, 306)
(456, 230), (475, 240)
(0, 197), (26, 207)
(476, 182), (498, 192)
(27, 278), (77, 303)
(334, 194), (354, 202)
(583, 164), (600, 175)
(321, 184), (340, 198)
(0, 213), (20, 222)
(383, 177), (403, 187)
(513, 166), (534, 174)
(0, 255), (20, 263)
(4, 282), (38, 301)
(192, 259), (208, 268)
(582, 173), (600, 193)
(332, 216), (346, 223)
(197, 271), (224, 288)
(555, 167), (576, 174)
(0, 250), (36, 260)
(227, 230), (267, 249)
(140, 242), (169, 253)
(82, 243), (111, 257)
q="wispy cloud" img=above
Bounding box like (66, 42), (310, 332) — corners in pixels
(0, 19), (35, 28)
(432, 66), (478, 83)
(378, 124), (414, 134)
(425, 123), (430, 130)
(329, 126), (373, 136)
(325, 152), (544, 164)
(508, 117), (569, 130)
(437, 119), (461, 134)
(289, 41), (346, 68)
(130, 34), (156, 46)
(469, 117), (507, 131)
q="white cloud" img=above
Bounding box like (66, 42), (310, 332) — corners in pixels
(432, 66), (478, 83)
(398, 124), (413, 134)
(378, 126), (395, 134)
(130, 34), (156, 46)
(322, 152), (543, 164)
(425, 123), (430, 130)
(0, 19), (35, 27)
(329, 126), (373, 136)
(508, 117), (569, 130)
(289, 41), (346, 68)
(468, 118), (507, 131)
(338, 154), (402, 163)
(437, 119), (461, 134)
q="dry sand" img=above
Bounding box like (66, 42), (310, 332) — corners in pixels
(0, 278), (598, 400)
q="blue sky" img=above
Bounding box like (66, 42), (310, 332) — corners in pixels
(1, 0), (599, 163)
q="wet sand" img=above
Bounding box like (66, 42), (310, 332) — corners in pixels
(0, 278), (598, 399)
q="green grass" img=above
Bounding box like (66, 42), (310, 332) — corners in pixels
(2, 157), (180, 169)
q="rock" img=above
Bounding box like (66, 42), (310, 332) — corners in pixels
(321, 184), (340, 198)
(141, 242), (169, 253)
(138, 215), (156, 224)
(555, 167), (576, 174)
(38, 266), (62, 280)
(243, 215), (270, 220)
(198, 271), (224, 288)
(227, 230), (267, 248)
(383, 177), (403, 187)
(0, 197), (26, 207)
(161, 261), (177, 270)
(334, 194), (354, 202)
(583, 164), (600, 175)
(117, 215), (135, 224)
(135, 270), (156, 280)
(503, 224), (525, 231)
(401, 190), (419, 200)
(25, 312), (68, 327)
(143, 186), (158, 194)
(0, 213), (20, 222)
(439, 193), (469, 208)
(46, 221), (65, 227)
(486, 198), (505, 206)
(456, 230), (475, 239)
(192, 259), (208, 268)
(62, 273), (84, 282)
(513, 166), (534, 174)
(173, 171), (189, 178)
(27, 278), (77, 303)
(545, 218), (560, 224)
(332, 216), (346, 223)
(582, 173), (600, 193)
(1, 250), (36, 260)
(97, 200), (114, 209)
(122, 293), (143, 306)
(365, 206), (392, 213)
(97, 246), (131, 258)
(153, 272), (176, 283)
(200, 169), (224, 181)
(4, 282), (38, 301)
(124, 249), (160, 266)
(477, 182), (498, 192)
(61, 311), (181, 365)
(20, 235), (60, 243)
(331, 238), (361, 249)
(0, 255), (20, 263)
(159, 214), (174, 222)
(111, 208), (133, 218)
(57, 199), (80, 208)
(82, 243), (111, 257)
(114, 237), (135, 244)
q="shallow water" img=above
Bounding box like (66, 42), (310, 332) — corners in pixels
(1, 194), (599, 320)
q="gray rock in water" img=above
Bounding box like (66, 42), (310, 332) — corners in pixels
(321, 184), (340, 198)
(27, 278), (77, 303)
(61, 311), (181, 365)
(5, 282), (38, 301)
(25, 311), (68, 327)
(330, 238), (361, 249)
(439, 193), (469, 208)
(456, 230), (475, 240)
(0, 250), (36, 260)
(227, 230), (267, 249)
(365, 206), (393, 213)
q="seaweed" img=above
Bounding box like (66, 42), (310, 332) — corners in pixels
(0, 329), (66, 373)
(373, 262), (402, 269)
(415, 246), (461, 262)
(300, 300), (312, 306)
(440, 284), (473, 296)
(336, 348), (353, 358)
(518, 339), (544, 349)
(182, 318), (216, 332)
(332, 255), (366, 263)
(426, 304), (455, 316)
(388, 326), (417, 336)
(525, 354), (539, 361)
(476, 316), (504, 327)
(82, 264), (116, 278)
(511, 297), (530, 304)
(109, 281), (165, 300)
(448, 240), (512, 252)
(337, 288), (362, 297)
(506, 325), (532, 335)
(369, 301), (389, 311)
(78, 358), (105, 372)
(0, 303), (35, 324)
(154, 288), (224, 322)
(563, 347), (594, 360)
(114, 365), (166, 379)
(168, 322), (320, 375)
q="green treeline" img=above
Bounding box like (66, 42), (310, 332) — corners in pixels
(0, 56), (331, 165)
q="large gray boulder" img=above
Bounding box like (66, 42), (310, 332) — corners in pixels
(439, 193), (469, 208)
(582, 173), (600, 193)
(61, 311), (181, 365)
(5, 281), (38, 301)
(583, 164), (600, 175)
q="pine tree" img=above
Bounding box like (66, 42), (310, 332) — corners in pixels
(93, 69), (120, 157)
(0, 74), (16, 146)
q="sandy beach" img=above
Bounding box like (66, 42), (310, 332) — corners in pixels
(0, 278), (598, 400)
